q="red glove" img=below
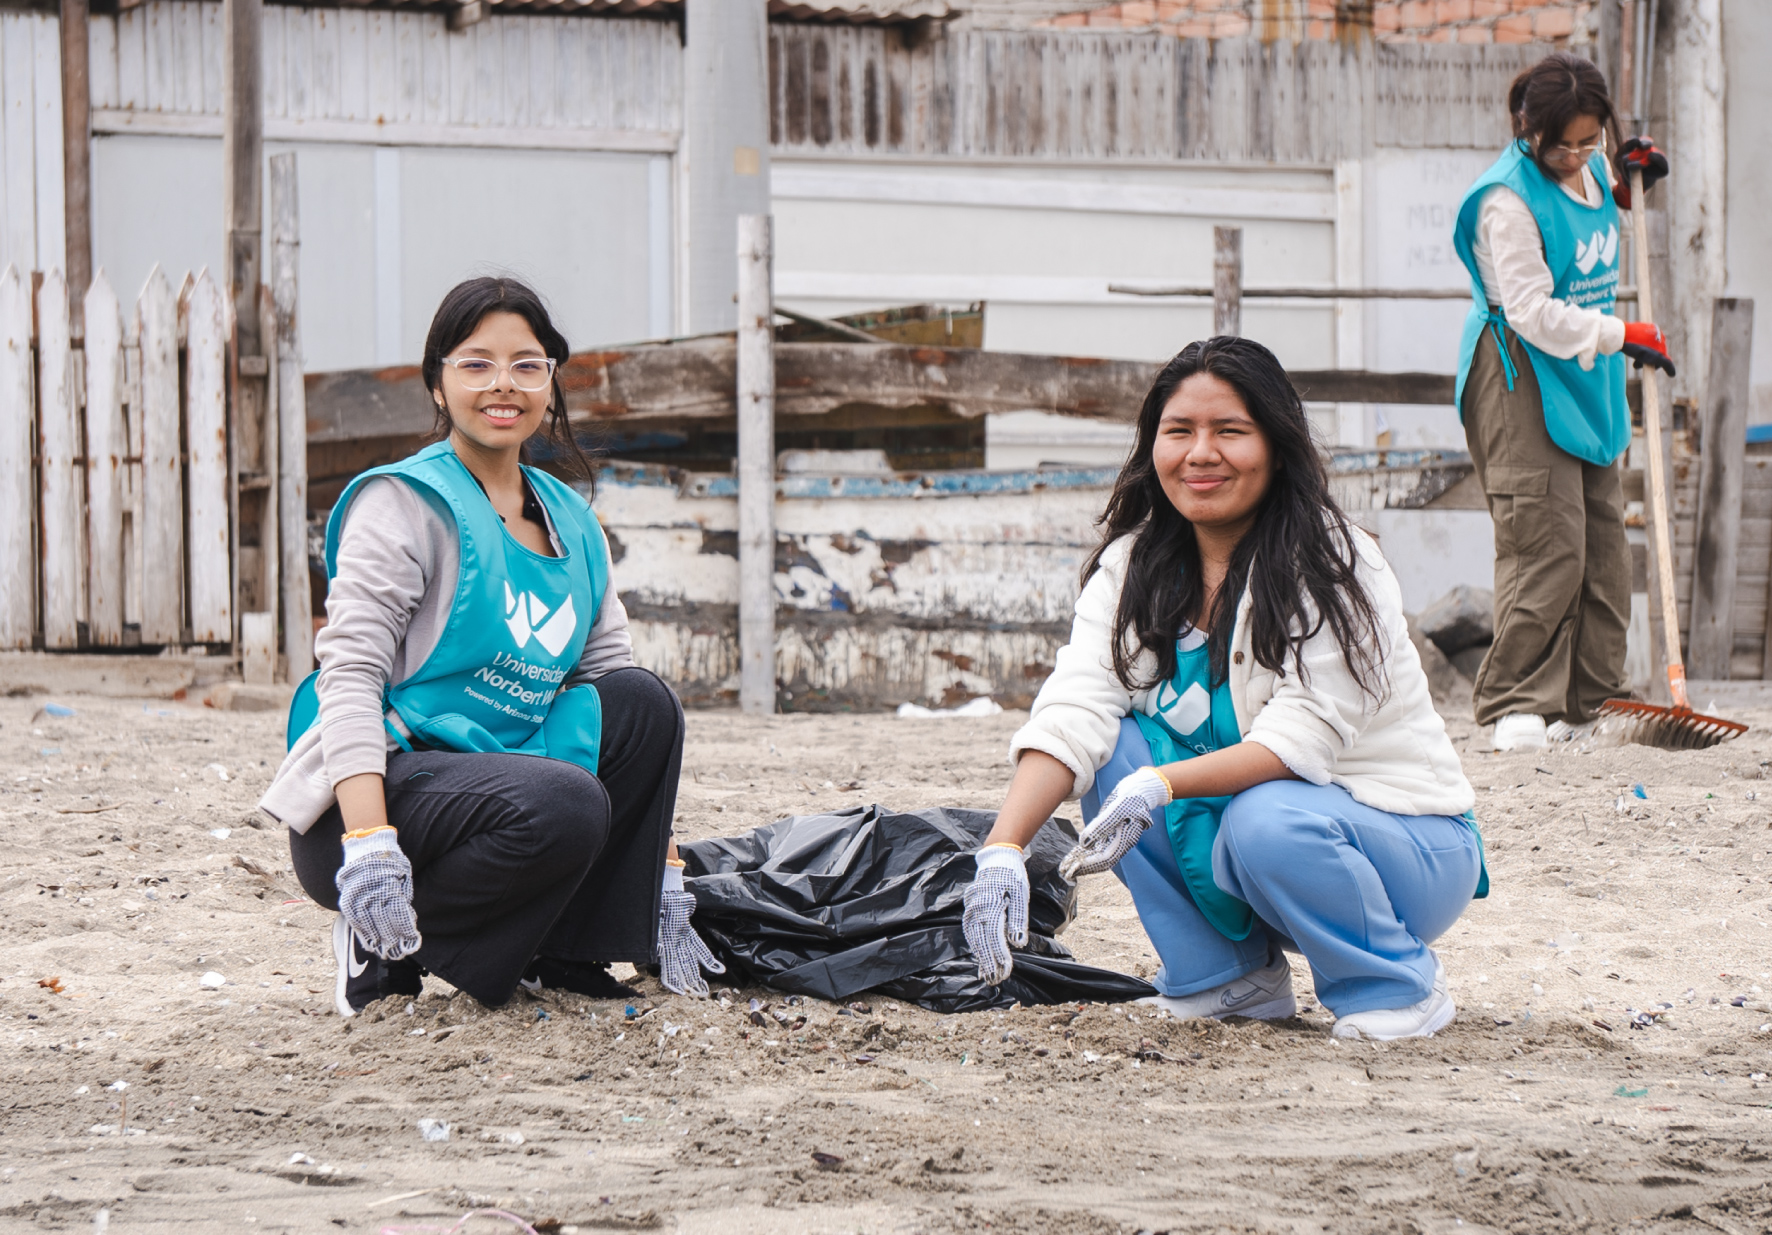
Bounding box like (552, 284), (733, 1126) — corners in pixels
(1621, 321), (1675, 377)
(1612, 137), (1669, 210)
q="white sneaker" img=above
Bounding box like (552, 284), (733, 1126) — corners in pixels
(1331, 955), (1456, 1041)
(1137, 952), (1296, 1021)
(1491, 712), (1548, 751)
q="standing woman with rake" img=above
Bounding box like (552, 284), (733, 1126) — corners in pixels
(961, 336), (1487, 1042)
(259, 277), (723, 1015)
(1452, 52), (1673, 751)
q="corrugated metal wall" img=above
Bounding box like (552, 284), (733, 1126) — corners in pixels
(767, 24), (1547, 163)
(90, 3), (682, 150)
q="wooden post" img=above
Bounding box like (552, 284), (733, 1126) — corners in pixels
(1689, 297), (1753, 679)
(59, 0), (90, 328)
(0, 266), (34, 649)
(271, 152), (313, 680)
(83, 270), (124, 646)
(224, 0), (267, 653)
(135, 265), (183, 646)
(1213, 225), (1242, 338)
(255, 281), (279, 677)
(185, 269), (231, 645)
(736, 213), (775, 715)
(36, 269), (80, 649)
(223, 0), (263, 362)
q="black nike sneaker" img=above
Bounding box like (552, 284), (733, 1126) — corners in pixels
(519, 955), (639, 1001)
(332, 916), (424, 1017)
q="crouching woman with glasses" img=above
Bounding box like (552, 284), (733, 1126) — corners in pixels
(961, 337), (1488, 1041)
(259, 276), (723, 1016)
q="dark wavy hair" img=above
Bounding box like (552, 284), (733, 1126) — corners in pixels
(421, 276), (592, 480)
(1508, 51), (1620, 180)
(1083, 335), (1383, 698)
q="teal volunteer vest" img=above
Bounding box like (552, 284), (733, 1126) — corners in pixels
(286, 441), (611, 776)
(1452, 141), (1629, 467)
(1132, 629), (1257, 942)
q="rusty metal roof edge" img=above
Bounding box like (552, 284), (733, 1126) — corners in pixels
(243, 0), (953, 22)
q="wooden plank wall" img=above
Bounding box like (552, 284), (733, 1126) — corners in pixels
(0, 12), (66, 277)
(1665, 445), (1772, 681)
(769, 26), (1543, 163)
(88, 4), (683, 149)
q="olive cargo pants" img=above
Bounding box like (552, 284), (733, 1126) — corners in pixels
(1461, 324), (1631, 726)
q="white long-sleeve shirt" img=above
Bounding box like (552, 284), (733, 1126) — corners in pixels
(1010, 530), (1474, 819)
(1470, 159), (1628, 368)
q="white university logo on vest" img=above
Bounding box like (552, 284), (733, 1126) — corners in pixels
(1574, 224), (1618, 275)
(503, 581), (578, 658)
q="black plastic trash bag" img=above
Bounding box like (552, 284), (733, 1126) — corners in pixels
(677, 804), (1156, 1013)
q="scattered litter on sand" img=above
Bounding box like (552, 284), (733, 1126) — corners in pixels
(2, 696), (1770, 1231)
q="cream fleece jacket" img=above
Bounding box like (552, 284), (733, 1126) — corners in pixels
(1010, 529), (1475, 819)
(257, 475), (634, 834)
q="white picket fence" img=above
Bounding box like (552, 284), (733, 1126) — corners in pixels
(0, 262), (235, 651)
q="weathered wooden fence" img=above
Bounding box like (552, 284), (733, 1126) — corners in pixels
(0, 262), (234, 651)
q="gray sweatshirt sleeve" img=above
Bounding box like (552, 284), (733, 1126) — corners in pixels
(313, 477), (453, 787)
(566, 520), (636, 686)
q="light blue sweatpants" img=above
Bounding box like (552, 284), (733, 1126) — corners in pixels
(1082, 718), (1483, 1016)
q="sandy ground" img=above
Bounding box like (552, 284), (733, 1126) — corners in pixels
(3, 693), (1772, 1235)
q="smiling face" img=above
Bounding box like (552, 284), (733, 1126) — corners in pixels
(1151, 371), (1275, 540)
(432, 311), (553, 457)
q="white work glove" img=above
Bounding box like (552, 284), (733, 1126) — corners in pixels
(658, 864), (725, 998)
(1058, 767), (1172, 881)
(961, 844), (1030, 986)
(335, 826), (422, 961)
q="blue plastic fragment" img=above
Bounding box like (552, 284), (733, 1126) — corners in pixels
(1631, 783), (1647, 799)
(536, 1009), (550, 1021)
(624, 1004), (638, 1019)
(43, 703), (74, 718)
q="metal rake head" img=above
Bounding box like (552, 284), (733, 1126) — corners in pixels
(1596, 699), (1747, 751)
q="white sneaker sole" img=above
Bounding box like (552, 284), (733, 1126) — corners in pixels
(1332, 992), (1457, 1041)
(1137, 956), (1299, 1022)
(331, 916), (355, 1019)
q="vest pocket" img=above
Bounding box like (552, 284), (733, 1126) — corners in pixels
(1481, 464), (1550, 497)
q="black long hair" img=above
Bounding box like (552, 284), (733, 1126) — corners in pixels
(421, 276), (593, 480)
(1083, 336), (1383, 698)
(1508, 51), (1621, 181)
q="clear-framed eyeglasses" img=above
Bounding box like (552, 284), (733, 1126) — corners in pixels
(440, 356), (558, 392)
(1545, 135), (1604, 161)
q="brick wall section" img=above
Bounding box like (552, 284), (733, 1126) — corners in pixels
(1042, 0), (1596, 45)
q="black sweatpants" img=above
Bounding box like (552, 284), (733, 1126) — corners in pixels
(290, 667), (684, 1007)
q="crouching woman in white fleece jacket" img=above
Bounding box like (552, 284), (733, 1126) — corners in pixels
(961, 336), (1487, 1041)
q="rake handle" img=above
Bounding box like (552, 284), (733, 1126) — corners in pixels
(1628, 166), (1691, 711)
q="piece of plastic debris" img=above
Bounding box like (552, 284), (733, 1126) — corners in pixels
(209, 828), (231, 840)
(199, 972), (226, 989)
(1632, 784), (1648, 799)
(39, 748), (60, 757)
(288, 1152), (315, 1166)
(415, 1119), (451, 1142)
(43, 703), (75, 718)
(37, 976), (64, 994)
(106, 1080), (128, 1092)
(621, 1115), (644, 1124)
(1613, 1085), (1649, 1098)
(535, 1009), (550, 1021)
(895, 697), (1003, 719)
(205, 763), (230, 781)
